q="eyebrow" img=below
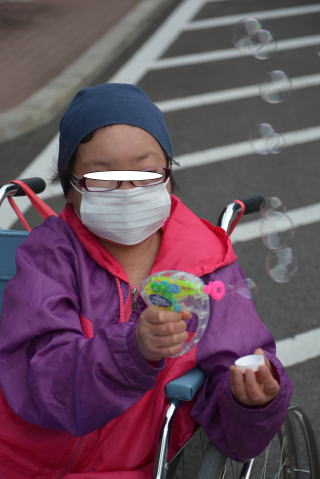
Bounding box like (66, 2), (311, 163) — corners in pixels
(135, 151), (162, 161)
(81, 151), (162, 170)
(81, 159), (112, 170)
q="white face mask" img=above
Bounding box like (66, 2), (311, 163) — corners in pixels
(74, 180), (171, 245)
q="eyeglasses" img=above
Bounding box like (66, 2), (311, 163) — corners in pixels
(70, 167), (171, 192)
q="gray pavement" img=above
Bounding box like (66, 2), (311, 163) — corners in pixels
(0, 0), (181, 143)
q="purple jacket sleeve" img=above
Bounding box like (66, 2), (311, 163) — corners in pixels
(0, 221), (163, 436)
(192, 261), (293, 462)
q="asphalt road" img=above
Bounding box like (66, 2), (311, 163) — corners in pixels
(0, 0), (319, 474)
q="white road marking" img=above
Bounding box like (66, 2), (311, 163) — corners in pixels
(231, 203), (320, 244)
(185, 4), (320, 30)
(3, 0), (320, 368)
(2, 124), (320, 230)
(152, 34), (320, 69)
(0, 0), (208, 229)
(172, 125), (320, 169)
(157, 73), (320, 112)
(276, 328), (320, 368)
(111, 0), (207, 84)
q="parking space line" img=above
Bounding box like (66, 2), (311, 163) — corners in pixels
(185, 4), (320, 30)
(173, 125), (320, 169)
(152, 34), (320, 69)
(3, 0), (319, 374)
(1, 0), (208, 229)
(2, 0), (210, 230)
(277, 327), (320, 368)
(156, 73), (320, 112)
(2, 123), (320, 230)
(111, 0), (206, 84)
(231, 203), (320, 244)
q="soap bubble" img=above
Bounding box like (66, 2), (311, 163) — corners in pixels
(236, 277), (258, 299)
(252, 30), (277, 59)
(227, 277), (258, 299)
(260, 197), (286, 217)
(260, 211), (295, 250)
(269, 133), (286, 154)
(249, 123), (283, 155)
(260, 70), (292, 104)
(232, 18), (263, 55)
(265, 248), (298, 283)
(232, 18), (277, 59)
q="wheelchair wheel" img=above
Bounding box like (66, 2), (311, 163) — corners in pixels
(168, 404), (319, 479)
(215, 403), (320, 479)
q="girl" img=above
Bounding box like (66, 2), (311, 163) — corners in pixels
(0, 83), (292, 478)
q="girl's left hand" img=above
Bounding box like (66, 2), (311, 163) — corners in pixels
(230, 348), (280, 407)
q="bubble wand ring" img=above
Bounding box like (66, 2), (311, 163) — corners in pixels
(140, 270), (225, 357)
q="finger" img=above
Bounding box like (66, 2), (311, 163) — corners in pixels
(154, 343), (185, 358)
(256, 364), (271, 382)
(254, 348), (264, 356)
(146, 309), (191, 325)
(230, 366), (237, 396)
(244, 369), (265, 403)
(256, 366), (280, 397)
(230, 366), (249, 403)
(157, 310), (192, 323)
(140, 308), (179, 325)
(253, 348), (272, 372)
(181, 311), (193, 321)
(151, 331), (189, 348)
(150, 320), (187, 337)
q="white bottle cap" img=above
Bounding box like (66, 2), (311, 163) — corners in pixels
(234, 354), (265, 372)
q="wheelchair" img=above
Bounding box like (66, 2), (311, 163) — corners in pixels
(0, 178), (319, 479)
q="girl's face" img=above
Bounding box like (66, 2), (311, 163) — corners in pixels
(68, 124), (170, 215)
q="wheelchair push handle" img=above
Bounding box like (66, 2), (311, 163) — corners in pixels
(240, 195), (264, 215)
(0, 177), (46, 207)
(217, 195), (264, 235)
(9, 177), (46, 196)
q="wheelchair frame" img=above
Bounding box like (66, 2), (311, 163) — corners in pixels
(0, 180), (319, 479)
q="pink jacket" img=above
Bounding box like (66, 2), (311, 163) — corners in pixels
(0, 196), (292, 477)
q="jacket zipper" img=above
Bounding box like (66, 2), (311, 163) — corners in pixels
(54, 436), (87, 479)
(131, 288), (139, 311)
(55, 289), (138, 478)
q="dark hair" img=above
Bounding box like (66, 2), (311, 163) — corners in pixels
(53, 130), (180, 195)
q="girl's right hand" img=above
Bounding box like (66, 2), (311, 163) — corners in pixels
(136, 305), (191, 362)
(230, 349), (280, 406)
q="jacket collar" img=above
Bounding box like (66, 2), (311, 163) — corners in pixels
(60, 196), (237, 283)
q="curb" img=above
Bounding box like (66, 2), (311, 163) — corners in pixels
(0, 0), (179, 144)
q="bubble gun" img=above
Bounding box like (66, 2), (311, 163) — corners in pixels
(140, 270), (225, 356)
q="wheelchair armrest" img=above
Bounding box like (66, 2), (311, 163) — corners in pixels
(165, 367), (205, 401)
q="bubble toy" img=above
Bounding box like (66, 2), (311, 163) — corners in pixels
(140, 270), (225, 356)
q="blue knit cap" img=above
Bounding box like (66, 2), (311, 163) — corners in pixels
(58, 83), (173, 195)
